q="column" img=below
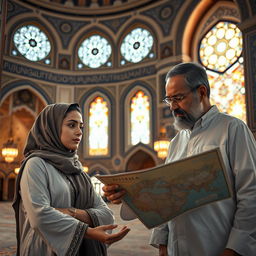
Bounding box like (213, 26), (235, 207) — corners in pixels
(239, 17), (256, 138)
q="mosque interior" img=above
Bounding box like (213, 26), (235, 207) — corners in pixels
(0, 0), (256, 201)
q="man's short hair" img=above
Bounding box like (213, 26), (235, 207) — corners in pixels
(166, 62), (210, 98)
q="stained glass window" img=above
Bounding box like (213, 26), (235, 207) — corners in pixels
(89, 96), (109, 155)
(121, 28), (153, 63)
(78, 35), (112, 68)
(199, 21), (246, 122)
(130, 90), (150, 145)
(13, 25), (51, 61)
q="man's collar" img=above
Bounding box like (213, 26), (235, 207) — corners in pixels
(193, 105), (219, 129)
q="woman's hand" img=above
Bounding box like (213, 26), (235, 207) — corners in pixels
(85, 224), (130, 245)
(55, 208), (93, 226)
(102, 184), (126, 204)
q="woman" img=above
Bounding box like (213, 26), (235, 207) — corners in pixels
(12, 103), (130, 256)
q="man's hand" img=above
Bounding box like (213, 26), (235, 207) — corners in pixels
(85, 224), (130, 245)
(102, 184), (126, 204)
(159, 244), (168, 256)
(219, 248), (241, 256)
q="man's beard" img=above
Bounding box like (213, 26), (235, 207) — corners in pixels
(173, 108), (198, 131)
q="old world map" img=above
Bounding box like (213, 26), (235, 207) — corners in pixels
(97, 149), (231, 229)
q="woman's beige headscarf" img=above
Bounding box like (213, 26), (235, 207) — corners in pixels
(12, 103), (106, 256)
(23, 103), (83, 174)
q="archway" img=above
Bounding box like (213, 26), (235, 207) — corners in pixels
(126, 150), (155, 171)
(0, 89), (46, 164)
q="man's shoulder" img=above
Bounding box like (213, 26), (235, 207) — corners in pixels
(216, 111), (245, 125)
(172, 129), (190, 142)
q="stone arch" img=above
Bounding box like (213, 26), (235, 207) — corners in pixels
(0, 80), (52, 105)
(125, 149), (155, 171)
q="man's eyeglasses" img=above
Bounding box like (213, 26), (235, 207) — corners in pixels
(163, 90), (194, 106)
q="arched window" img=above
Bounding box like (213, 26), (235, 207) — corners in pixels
(198, 21), (245, 121)
(13, 25), (51, 63)
(130, 90), (150, 145)
(120, 27), (154, 65)
(78, 34), (112, 69)
(88, 96), (109, 155)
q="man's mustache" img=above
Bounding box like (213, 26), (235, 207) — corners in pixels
(173, 109), (187, 116)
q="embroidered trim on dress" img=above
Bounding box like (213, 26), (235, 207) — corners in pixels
(66, 222), (88, 256)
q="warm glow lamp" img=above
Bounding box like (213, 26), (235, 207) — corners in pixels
(154, 139), (170, 159)
(83, 166), (89, 173)
(154, 127), (170, 160)
(2, 138), (18, 163)
(14, 167), (20, 175)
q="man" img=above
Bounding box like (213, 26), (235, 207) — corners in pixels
(103, 62), (256, 256)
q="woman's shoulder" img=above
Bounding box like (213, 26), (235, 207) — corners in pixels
(24, 157), (52, 173)
(26, 156), (46, 165)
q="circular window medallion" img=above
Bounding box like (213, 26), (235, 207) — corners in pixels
(120, 27), (153, 63)
(78, 35), (112, 68)
(13, 25), (51, 61)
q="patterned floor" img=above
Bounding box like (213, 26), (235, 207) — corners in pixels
(0, 202), (157, 256)
(0, 202), (16, 256)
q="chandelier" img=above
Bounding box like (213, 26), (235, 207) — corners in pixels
(154, 139), (170, 159)
(2, 138), (18, 163)
(154, 127), (170, 160)
(1, 112), (19, 163)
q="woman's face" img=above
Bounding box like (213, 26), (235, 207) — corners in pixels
(60, 110), (84, 151)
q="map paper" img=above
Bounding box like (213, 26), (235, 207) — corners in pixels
(96, 148), (232, 229)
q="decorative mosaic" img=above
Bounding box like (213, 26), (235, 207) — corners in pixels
(42, 14), (90, 49)
(160, 41), (173, 59)
(13, 89), (36, 110)
(58, 54), (71, 70)
(100, 16), (131, 34)
(202, 6), (240, 32)
(141, 1), (183, 37)
(7, 1), (32, 21)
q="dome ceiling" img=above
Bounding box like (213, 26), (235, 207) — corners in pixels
(21, 0), (156, 16)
